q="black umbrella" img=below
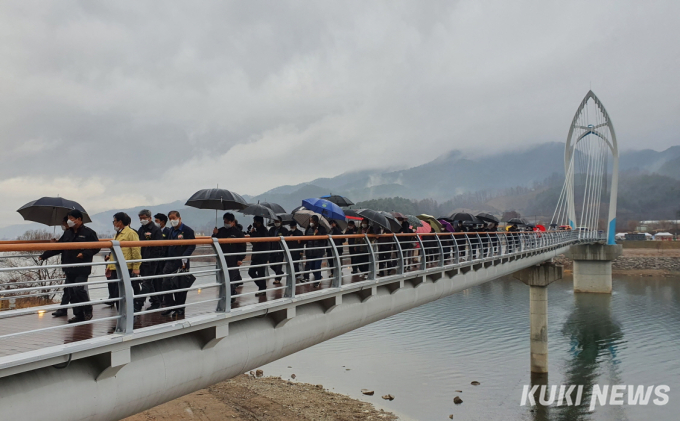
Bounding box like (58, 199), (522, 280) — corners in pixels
(449, 212), (481, 223)
(261, 202), (286, 214)
(378, 211), (401, 232)
(476, 213), (500, 224)
(276, 213), (295, 223)
(355, 209), (392, 232)
(17, 197), (92, 226)
(186, 188), (249, 226)
(185, 188), (248, 210)
(507, 217), (528, 225)
(241, 204), (278, 220)
(343, 208), (362, 219)
(321, 194), (354, 207)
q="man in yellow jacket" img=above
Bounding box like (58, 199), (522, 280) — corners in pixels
(105, 212), (143, 311)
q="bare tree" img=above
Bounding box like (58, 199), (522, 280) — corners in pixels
(0, 230), (64, 304)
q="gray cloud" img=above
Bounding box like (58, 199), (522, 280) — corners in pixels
(0, 0), (679, 227)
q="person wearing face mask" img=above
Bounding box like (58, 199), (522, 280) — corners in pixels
(136, 209), (163, 310)
(247, 215), (270, 296)
(267, 216), (289, 285)
(39, 216), (75, 317)
(151, 212), (171, 307)
(38, 209), (100, 323)
(212, 212), (246, 300)
(304, 215), (328, 288)
(287, 221), (304, 278)
(105, 212), (143, 311)
(160, 211), (196, 316)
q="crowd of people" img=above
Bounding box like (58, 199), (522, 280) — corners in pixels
(37, 208), (526, 324)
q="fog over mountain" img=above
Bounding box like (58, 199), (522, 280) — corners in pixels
(2, 142), (678, 239)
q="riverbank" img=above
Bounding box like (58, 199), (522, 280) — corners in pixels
(554, 248), (680, 276)
(124, 373), (398, 421)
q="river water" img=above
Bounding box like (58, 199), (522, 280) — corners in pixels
(260, 275), (680, 420)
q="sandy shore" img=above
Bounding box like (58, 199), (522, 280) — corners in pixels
(124, 374), (398, 421)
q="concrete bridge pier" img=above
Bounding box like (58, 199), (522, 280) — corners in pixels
(568, 244), (622, 293)
(514, 262), (563, 374)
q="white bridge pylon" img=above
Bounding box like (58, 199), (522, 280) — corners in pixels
(552, 90), (619, 245)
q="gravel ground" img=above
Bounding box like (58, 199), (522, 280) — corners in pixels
(124, 374), (398, 421)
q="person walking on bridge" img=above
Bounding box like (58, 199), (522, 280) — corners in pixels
(137, 209), (163, 310)
(39, 217), (74, 317)
(39, 209), (100, 324)
(268, 216), (289, 285)
(248, 216), (270, 297)
(161, 211), (196, 316)
(213, 212), (246, 301)
(106, 212), (142, 311)
(151, 213), (171, 309)
(287, 221), (304, 278)
(305, 215), (327, 288)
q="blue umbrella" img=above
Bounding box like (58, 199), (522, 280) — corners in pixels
(301, 198), (346, 220)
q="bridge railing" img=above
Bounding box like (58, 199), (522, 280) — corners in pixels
(0, 230), (590, 365)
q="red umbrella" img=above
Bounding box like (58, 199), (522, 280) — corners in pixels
(536, 224), (546, 232)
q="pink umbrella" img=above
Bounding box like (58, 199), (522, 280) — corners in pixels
(416, 221), (432, 233)
(414, 221), (432, 249)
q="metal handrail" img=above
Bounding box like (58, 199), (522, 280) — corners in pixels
(0, 230), (588, 365)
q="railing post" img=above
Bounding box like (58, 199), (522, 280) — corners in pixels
(465, 233), (473, 261)
(327, 235), (343, 288)
(211, 238), (231, 313)
(110, 240), (134, 335)
(452, 233), (460, 264)
(393, 233), (404, 275)
(415, 234), (427, 271)
(280, 239), (297, 298)
(435, 234), (444, 267)
(486, 233), (493, 257)
(365, 234), (377, 280)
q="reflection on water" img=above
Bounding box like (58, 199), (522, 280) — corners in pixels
(552, 293), (623, 421)
(261, 275), (680, 420)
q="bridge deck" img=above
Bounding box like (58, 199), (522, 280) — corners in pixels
(0, 261), (402, 358)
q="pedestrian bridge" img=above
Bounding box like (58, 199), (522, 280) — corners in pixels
(0, 230), (598, 421)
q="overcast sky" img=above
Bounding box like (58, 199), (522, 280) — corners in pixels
(1, 0), (679, 227)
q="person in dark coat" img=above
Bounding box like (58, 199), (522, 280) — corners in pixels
(213, 212), (247, 301)
(286, 221), (304, 278)
(137, 209), (163, 310)
(377, 227), (393, 276)
(160, 211), (196, 316)
(39, 209), (100, 323)
(397, 218), (414, 271)
(268, 216), (289, 285)
(40, 217), (74, 317)
(248, 215), (270, 296)
(355, 219), (373, 276)
(344, 220), (359, 273)
(152, 212), (171, 307)
(328, 220), (343, 277)
(304, 215), (327, 287)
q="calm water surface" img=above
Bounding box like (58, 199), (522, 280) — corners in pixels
(260, 275), (680, 420)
